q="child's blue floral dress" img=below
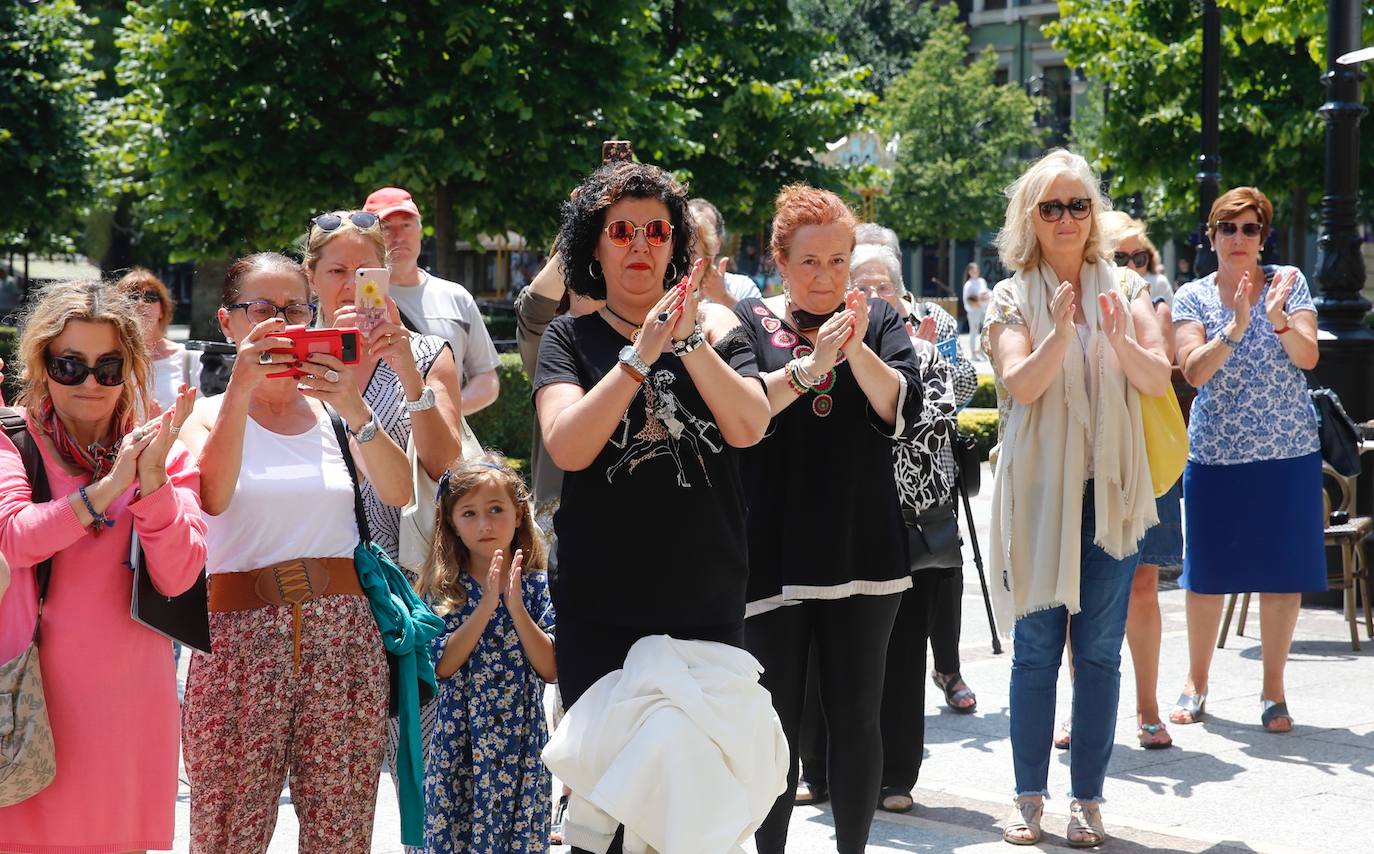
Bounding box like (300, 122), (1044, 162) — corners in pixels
(424, 571), (556, 853)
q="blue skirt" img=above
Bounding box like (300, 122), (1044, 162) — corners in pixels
(1180, 452), (1326, 594)
(1139, 479), (1183, 569)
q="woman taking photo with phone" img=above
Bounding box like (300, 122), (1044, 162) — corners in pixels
(733, 185), (923, 854)
(0, 279), (207, 854)
(533, 160), (772, 853)
(178, 252), (410, 853)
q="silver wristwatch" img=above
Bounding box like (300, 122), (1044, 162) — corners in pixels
(403, 385), (437, 413)
(350, 414), (380, 444)
(671, 324), (706, 357)
(618, 345), (651, 380)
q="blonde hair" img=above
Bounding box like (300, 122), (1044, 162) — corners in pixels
(415, 453), (547, 616)
(16, 279), (152, 431)
(1101, 211), (1163, 273)
(994, 149), (1112, 272)
(300, 210), (388, 274)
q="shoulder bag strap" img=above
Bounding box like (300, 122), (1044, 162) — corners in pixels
(325, 406), (373, 544)
(1, 407), (54, 641)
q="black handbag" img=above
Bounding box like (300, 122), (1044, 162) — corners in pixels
(1310, 387), (1361, 477)
(954, 430), (981, 497)
(903, 504), (962, 571)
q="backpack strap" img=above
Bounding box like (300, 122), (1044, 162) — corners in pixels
(1, 407), (54, 642)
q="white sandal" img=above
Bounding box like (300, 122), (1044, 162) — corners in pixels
(1067, 799), (1107, 848)
(1003, 798), (1043, 846)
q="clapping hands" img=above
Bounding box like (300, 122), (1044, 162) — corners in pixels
(1097, 292), (1128, 348)
(1264, 268), (1298, 330)
(477, 548), (526, 616)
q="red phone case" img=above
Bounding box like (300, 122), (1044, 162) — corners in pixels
(266, 326), (362, 379)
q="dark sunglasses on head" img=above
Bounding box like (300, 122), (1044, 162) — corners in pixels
(603, 218), (673, 247)
(1037, 197), (1092, 222)
(225, 299), (318, 326)
(1114, 250), (1151, 268)
(46, 355), (126, 387)
(1214, 221), (1265, 238)
(310, 211), (379, 232)
(135, 289), (162, 304)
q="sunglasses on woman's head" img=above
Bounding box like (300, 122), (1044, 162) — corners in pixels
(1214, 221), (1265, 238)
(1114, 250), (1151, 269)
(46, 355), (126, 387)
(1037, 198), (1092, 222)
(310, 211), (379, 232)
(603, 219), (673, 247)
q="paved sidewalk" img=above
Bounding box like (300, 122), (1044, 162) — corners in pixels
(172, 463), (1374, 852)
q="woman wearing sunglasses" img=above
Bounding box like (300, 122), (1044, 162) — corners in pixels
(1169, 187), (1322, 735)
(176, 252), (411, 853)
(0, 279), (207, 853)
(301, 210), (464, 840)
(733, 186), (922, 854)
(533, 160), (772, 853)
(116, 267), (202, 415)
(984, 150), (1167, 847)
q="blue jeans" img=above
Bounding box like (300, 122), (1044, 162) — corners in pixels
(1009, 488), (1138, 801)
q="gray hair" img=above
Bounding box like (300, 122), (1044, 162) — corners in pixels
(850, 243), (905, 294)
(855, 222), (901, 256)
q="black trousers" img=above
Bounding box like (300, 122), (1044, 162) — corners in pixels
(930, 565), (964, 675)
(799, 569), (950, 793)
(747, 593), (901, 854)
(556, 616), (744, 854)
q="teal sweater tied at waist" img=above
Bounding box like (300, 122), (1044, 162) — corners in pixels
(355, 539), (443, 848)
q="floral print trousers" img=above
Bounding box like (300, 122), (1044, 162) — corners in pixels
(182, 594), (388, 854)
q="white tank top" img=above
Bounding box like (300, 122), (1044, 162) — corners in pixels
(199, 395), (359, 574)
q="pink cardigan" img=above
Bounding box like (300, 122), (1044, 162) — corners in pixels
(0, 416), (208, 853)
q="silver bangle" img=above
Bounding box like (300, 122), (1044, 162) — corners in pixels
(671, 324), (705, 357)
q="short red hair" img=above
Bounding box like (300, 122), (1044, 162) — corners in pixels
(769, 184), (858, 264)
(1207, 187), (1273, 241)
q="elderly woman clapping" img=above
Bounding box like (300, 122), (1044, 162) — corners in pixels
(984, 150), (1168, 847)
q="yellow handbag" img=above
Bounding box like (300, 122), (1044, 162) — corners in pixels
(1118, 270), (1188, 497)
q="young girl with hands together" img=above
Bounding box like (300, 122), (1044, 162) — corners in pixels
(416, 454), (556, 854)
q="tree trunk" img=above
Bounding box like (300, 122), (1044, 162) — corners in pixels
(433, 183), (458, 281)
(934, 235), (950, 298)
(190, 258), (231, 340)
(100, 194), (137, 276)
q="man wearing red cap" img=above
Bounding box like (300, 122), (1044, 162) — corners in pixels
(364, 187), (500, 414)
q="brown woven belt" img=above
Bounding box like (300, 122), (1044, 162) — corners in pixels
(208, 557), (362, 672)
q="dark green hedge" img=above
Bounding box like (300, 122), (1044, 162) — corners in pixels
(466, 351), (534, 461)
(969, 373), (996, 409)
(957, 408), (999, 462)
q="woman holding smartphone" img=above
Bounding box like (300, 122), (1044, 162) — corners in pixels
(178, 252), (411, 852)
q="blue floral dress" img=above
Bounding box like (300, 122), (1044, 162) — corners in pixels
(424, 571), (556, 853)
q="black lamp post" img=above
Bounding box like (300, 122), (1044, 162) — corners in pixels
(1193, 0), (1222, 280)
(1310, 0), (1371, 421)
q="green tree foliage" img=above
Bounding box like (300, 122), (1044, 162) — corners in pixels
(1, 0), (101, 256)
(790, 0), (939, 96)
(102, 1), (867, 264)
(1047, 0), (1374, 246)
(876, 3), (1042, 291)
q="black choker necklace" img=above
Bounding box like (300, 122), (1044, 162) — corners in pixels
(790, 301), (845, 332)
(603, 304), (644, 342)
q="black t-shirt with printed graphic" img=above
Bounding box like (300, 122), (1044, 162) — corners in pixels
(532, 312), (760, 628)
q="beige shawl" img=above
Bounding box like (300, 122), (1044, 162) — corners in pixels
(988, 259), (1157, 633)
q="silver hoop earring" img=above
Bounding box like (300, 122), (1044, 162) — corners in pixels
(588, 259), (603, 280)
(663, 261), (679, 285)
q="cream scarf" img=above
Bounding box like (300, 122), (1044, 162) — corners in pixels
(989, 259), (1157, 632)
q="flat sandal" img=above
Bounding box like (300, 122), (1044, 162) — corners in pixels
(1002, 798), (1043, 846)
(1169, 691), (1207, 725)
(1067, 799), (1106, 848)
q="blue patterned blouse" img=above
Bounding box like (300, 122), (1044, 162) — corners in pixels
(1172, 266), (1319, 466)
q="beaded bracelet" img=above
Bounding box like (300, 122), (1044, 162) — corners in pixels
(786, 360), (814, 395)
(78, 485), (114, 531)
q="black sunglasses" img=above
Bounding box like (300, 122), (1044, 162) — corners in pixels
(1214, 221), (1265, 238)
(1114, 250), (1151, 269)
(46, 355), (126, 387)
(1037, 198), (1092, 222)
(310, 211), (379, 232)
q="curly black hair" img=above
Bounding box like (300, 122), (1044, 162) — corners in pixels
(555, 161), (693, 299)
